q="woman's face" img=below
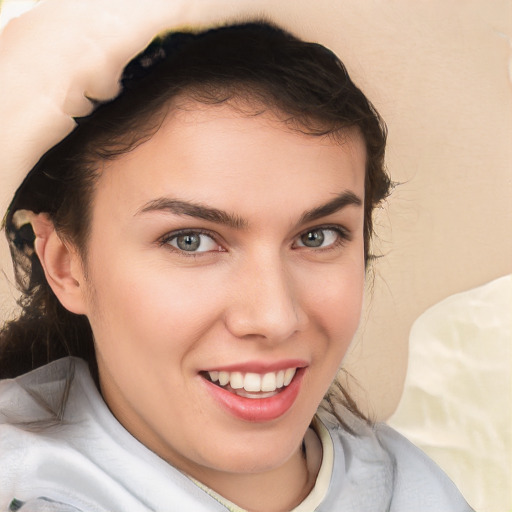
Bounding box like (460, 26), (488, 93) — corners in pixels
(77, 102), (366, 484)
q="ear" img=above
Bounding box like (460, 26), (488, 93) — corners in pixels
(30, 213), (88, 315)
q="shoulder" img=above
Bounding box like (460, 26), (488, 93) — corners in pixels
(318, 411), (474, 512)
(0, 358), (97, 511)
(373, 423), (474, 511)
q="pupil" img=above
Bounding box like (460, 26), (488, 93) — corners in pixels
(177, 233), (200, 251)
(302, 230), (324, 247)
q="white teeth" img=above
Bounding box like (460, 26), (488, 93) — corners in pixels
(261, 372), (277, 392)
(276, 370), (285, 388)
(218, 371), (229, 386)
(207, 367), (298, 394)
(244, 373), (262, 392)
(283, 368), (296, 386)
(230, 372), (244, 389)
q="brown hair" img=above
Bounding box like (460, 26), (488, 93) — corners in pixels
(1, 21), (390, 427)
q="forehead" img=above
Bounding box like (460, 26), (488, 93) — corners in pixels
(93, 103), (366, 220)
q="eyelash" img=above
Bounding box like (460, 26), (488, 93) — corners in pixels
(158, 225), (351, 257)
(158, 228), (222, 258)
(294, 225), (351, 251)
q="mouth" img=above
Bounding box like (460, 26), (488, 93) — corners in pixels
(200, 365), (306, 422)
(201, 367), (298, 399)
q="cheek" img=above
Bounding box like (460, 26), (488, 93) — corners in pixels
(302, 259), (365, 361)
(308, 258), (365, 323)
(84, 255), (225, 357)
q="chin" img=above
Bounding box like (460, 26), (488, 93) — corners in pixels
(192, 427), (304, 476)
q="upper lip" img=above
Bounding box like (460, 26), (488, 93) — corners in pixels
(203, 359), (308, 374)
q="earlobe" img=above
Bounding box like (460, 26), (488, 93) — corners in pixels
(31, 213), (88, 315)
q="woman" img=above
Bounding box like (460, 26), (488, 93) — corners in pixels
(0, 1), (473, 511)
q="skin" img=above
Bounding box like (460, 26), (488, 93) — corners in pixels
(36, 102), (367, 511)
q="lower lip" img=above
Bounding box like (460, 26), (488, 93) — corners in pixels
(202, 368), (305, 422)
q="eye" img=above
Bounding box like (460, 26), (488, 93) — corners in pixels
(294, 227), (346, 249)
(164, 231), (222, 253)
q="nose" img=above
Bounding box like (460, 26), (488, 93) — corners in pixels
(224, 253), (308, 343)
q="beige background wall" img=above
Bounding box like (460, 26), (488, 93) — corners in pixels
(1, 0), (511, 421)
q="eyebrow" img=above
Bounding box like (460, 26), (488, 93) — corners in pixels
(299, 191), (362, 225)
(136, 190), (362, 229)
(137, 198), (247, 229)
